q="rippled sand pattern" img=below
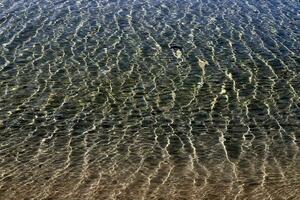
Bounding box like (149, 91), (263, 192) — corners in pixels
(0, 0), (300, 199)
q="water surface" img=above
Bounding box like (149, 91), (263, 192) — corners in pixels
(0, 0), (300, 199)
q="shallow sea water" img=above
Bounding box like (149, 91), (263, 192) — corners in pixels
(0, 0), (300, 199)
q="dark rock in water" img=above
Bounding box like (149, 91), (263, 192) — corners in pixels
(170, 45), (182, 51)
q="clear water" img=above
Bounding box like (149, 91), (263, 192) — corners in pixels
(0, 0), (299, 199)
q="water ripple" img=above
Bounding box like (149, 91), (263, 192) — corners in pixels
(0, 0), (299, 199)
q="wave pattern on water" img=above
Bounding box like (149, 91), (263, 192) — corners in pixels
(0, 0), (299, 199)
